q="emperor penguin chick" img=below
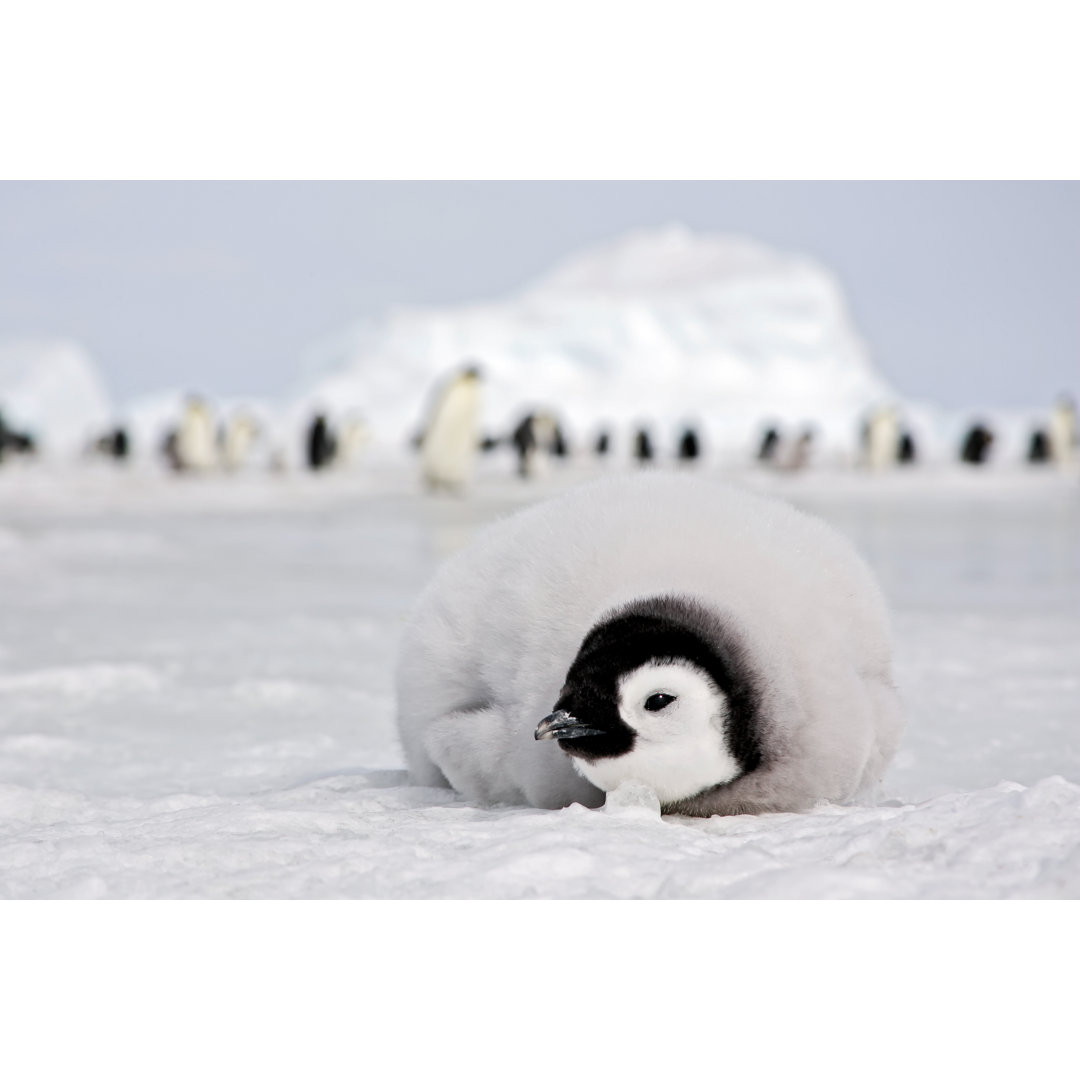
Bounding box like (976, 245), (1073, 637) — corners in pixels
(395, 473), (904, 816)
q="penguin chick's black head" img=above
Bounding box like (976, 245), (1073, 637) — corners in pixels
(535, 595), (763, 781)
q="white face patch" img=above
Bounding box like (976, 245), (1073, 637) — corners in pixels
(571, 660), (741, 804)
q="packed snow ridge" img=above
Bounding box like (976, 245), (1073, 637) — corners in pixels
(0, 339), (113, 457)
(298, 225), (896, 450)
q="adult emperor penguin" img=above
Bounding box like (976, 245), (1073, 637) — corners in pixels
(221, 410), (260, 471)
(418, 366), (483, 492)
(864, 406), (900, 469)
(959, 422), (994, 465)
(676, 425), (701, 464)
(633, 427), (654, 465)
(306, 413), (336, 470)
(756, 425), (781, 464)
(1047, 393), (1077, 467)
(174, 395), (218, 472)
(396, 473), (904, 816)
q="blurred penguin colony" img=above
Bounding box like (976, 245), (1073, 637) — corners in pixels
(1, 375), (1078, 490)
(87, 396), (371, 475)
(1, 231), (1077, 487)
(408, 368), (1079, 491)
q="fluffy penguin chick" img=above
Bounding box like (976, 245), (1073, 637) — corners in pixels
(395, 474), (904, 816)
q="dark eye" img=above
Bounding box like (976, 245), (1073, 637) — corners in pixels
(644, 693), (676, 712)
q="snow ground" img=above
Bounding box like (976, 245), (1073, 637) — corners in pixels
(1, 458), (1077, 898)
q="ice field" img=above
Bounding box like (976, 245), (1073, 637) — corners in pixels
(1, 459), (1078, 899)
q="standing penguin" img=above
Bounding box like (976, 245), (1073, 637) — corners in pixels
(756, 426), (781, 464)
(306, 414), (336, 471)
(1047, 394), (1077, 466)
(0, 410), (36, 463)
(677, 426), (701, 464)
(781, 428), (815, 471)
(174, 395), (218, 472)
(510, 414), (538, 479)
(1027, 429), (1051, 464)
(396, 474), (904, 816)
(897, 431), (917, 465)
(959, 422), (994, 465)
(633, 427), (654, 466)
(418, 366), (483, 492)
(511, 411), (560, 479)
(221, 411), (260, 471)
(112, 427), (130, 459)
(864, 406), (900, 469)
(336, 415), (371, 466)
(88, 426), (129, 461)
(551, 423), (569, 458)
(161, 428), (182, 471)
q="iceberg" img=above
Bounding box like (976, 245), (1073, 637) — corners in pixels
(0, 339), (113, 457)
(296, 224), (898, 455)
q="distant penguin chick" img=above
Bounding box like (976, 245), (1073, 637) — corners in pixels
(395, 474), (904, 816)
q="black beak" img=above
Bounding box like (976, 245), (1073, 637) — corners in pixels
(534, 709), (606, 741)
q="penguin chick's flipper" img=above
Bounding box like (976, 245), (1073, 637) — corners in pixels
(423, 706), (523, 805)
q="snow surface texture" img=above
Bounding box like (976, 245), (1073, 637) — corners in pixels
(1, 460), (1077, 898)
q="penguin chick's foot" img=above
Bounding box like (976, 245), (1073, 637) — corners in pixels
(603, 780), (662, 819)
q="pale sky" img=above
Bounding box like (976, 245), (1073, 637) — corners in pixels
(1, 181), (1077, 408)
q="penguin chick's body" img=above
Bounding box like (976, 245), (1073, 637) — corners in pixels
(395, 474), (904, 816)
